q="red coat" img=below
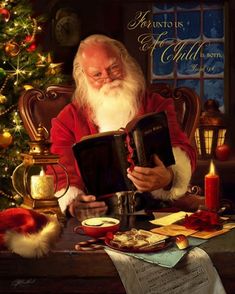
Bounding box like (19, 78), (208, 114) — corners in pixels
(49, 91), (196, 192)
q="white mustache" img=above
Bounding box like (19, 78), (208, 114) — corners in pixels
(100, 80), (122, 94)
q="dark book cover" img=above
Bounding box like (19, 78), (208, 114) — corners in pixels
(72, 111), (175, 197)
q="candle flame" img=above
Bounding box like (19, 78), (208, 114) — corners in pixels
(209, 160), (216, 175)
(39, 168), (45, 176)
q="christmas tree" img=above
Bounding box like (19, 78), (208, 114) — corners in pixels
(0, 0), (69, 209)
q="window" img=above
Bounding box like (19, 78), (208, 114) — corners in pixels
(150, 1), (225, 112)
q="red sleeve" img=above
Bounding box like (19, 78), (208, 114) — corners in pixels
(142, 92), (197, 172)
(46, 104), (86, 192)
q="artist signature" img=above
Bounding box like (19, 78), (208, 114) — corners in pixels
(11, 279), (36, 288)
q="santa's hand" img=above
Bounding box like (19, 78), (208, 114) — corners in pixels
(127, 154), (173, 192)
(68, 194), (108, 220)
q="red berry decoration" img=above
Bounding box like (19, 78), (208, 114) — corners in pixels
(26, 43), (37, 52)
(24, 35), (33, 43)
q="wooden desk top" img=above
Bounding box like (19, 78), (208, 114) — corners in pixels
(0, 214), (235, 294)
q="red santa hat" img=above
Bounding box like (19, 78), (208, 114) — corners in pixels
(0, 207), (61, 258)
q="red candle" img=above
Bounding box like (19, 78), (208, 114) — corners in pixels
(205, 161), (220, 211)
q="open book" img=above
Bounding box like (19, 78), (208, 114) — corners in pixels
(72, 111), (175, 197)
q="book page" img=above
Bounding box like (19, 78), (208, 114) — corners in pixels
(105, 247), (226, 294)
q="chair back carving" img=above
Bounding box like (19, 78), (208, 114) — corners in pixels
(19, 83), (201, 143)
(18, 85), (74, 140)
(149, 83), (201, 143)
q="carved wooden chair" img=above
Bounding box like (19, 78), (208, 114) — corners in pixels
(18, 85), (75, 140)
(18, 83), (201, 143)
(148, 83), (201, 144)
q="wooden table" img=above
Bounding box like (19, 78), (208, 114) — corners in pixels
(0, 214), (235, 294)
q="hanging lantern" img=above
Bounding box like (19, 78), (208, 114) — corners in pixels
(12, 124), (69, 223)
(194, 99), (227, 159)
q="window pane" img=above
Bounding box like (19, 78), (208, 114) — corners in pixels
(203, 43), (224, 75)
(153, 13), (175, 38)
(177, 79), (200, 96)
(152, 45), (174, 76)
(177, 11), (201, 40)
(177, 43), (200, 76)
(204, 79), (224, 110)
(203, 9), (224, 38)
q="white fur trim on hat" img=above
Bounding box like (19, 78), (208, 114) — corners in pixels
(56, 186), (84, 213)
(4, 214), (61, 258)
(151, 146), (192, 201)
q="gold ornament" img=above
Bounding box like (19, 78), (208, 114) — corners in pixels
(0, 131), (13, 148)
(23, 84), (33, 91)
(36, 53), (52, 67)
(46, 62), (63, 75)
(0, 94), (7, 104)
(4, 41), (20, 57)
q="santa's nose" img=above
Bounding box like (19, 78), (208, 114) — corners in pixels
(103, 76), (113, 83)
(102, 70), (113, 82)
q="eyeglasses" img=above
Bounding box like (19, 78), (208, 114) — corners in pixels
(84, 64), (122, 83)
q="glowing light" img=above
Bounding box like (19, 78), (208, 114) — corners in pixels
(14, 125), (23, 133)
(209, 160), (216, 175)
(6, 55), (30, 85)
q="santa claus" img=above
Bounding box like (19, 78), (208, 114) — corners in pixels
(49, 34), (196, 219)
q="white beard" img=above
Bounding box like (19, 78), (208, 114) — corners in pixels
(85, 77), (140, 132)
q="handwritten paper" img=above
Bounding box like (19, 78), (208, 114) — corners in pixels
(151, 211), (192, 226)
(105, 247), (226, 294)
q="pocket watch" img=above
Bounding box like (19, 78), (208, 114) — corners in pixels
(53, 9), (81, 47)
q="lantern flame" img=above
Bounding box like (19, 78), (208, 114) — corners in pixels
(209, 160), (216, 175)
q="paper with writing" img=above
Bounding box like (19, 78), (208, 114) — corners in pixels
(105, 247), (226, 294)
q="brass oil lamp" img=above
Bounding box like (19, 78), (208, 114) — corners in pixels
(12, 125), (69, 222)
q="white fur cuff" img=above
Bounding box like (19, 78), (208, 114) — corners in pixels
(56, 186), (84, 213)
(151, 147), (192, 201)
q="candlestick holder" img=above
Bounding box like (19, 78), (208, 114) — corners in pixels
(11, 124), (69, 223)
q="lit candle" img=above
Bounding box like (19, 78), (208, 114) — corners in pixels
(31, 169), (54, 199)
(205, 160), (220, 211)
